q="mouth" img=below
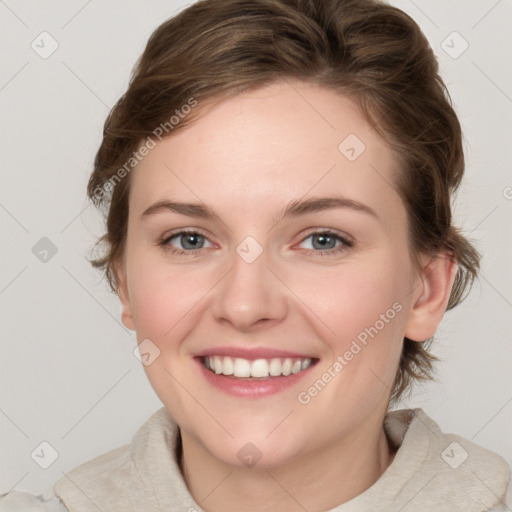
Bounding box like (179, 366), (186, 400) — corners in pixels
(195, 352), (319, 398)
(202, 355), (315, 379)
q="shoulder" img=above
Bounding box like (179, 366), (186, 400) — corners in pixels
(53, 442), (134, 506)
(53, 407), (182, 511)
(0, 489), (68, 512)
(386, 408), (510, 511)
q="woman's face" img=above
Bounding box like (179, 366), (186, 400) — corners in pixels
(119, 80), (422, 467)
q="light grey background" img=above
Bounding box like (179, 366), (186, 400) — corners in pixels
(1, 0), (511, 495)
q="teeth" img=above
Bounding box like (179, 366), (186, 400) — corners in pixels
(251, 359), (269, 378)
(233, 358), (251, 377)
(222, 356), (234, 375)
(302, 359), (312, 370)
(213, 355), (222, 374)
(269, 358), (282, 376)
(291, 360), (302, 374)
(203, 356), (313, 378)
(282, 359), (292, 376)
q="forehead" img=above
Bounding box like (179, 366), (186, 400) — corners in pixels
(129, 80), (402, 219)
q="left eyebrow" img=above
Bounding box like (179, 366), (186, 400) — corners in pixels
(141, 201), (216, 220)
(274, 196), (378, 223)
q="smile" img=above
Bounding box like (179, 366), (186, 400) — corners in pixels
(203, 356), (314, 379)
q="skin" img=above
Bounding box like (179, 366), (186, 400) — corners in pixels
(117, 80), (456, 511)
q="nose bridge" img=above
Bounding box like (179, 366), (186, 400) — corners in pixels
(212, 237), (287, 330)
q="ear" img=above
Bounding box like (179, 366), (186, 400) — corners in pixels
(404, 252), (458, 342)
(115, 260), (136, 331)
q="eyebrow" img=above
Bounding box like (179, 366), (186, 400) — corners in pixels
(140, 196), (378, 222)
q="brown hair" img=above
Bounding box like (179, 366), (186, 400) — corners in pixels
(88, 0), (480, 402)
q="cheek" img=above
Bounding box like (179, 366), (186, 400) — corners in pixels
(292, 256), (411, 388)
(125, 254), (212, 409)
(125, 248), (219, 343)
(297, 257), (409, 336)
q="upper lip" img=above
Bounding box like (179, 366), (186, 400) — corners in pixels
(194, 347), (317, 360)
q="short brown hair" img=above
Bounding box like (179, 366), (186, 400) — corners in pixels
(88, 0), (480, 402)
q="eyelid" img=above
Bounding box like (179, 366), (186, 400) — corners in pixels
(160, 227), (211, 243)
(294, 227), (354, 246)
(159, 228), (217, 254)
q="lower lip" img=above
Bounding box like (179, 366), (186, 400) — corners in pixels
(196, 358), (316, 398)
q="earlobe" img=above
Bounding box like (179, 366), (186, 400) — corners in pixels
(116, 261), (136, 331)
(404, 253), (458, 342)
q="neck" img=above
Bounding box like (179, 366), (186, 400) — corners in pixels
(179, 413), (396, 512)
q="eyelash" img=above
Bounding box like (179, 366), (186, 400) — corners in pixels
(159, 228), (354, 258)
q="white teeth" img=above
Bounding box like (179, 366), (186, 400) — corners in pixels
(282, 359), (292, 376)
(213, 355), (222, 374)
(251, 359), (269, 378)
(291, 360), (302, 374)
(302, 359), (312, 370)
(203, 356), (313, 378)
(222, 356), (234, 375)
(233, 358), (251, 377)
(269, 358), (282, 376)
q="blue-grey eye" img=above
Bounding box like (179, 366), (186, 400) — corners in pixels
(163, 231), (212, 251)
(301, 233), (338, 250)
(311, 233), (337, 250)
(178, 233), (206, 250)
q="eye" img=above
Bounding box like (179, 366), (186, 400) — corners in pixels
(297, 230), (353, 255)
(160, 230), (214, 254)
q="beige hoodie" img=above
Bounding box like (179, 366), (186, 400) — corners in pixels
(1, 408), (509, 511)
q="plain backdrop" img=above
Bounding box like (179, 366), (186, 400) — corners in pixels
(1, 0), (511, 495)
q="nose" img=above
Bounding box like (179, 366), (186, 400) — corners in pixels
(211, 245), (288, 333)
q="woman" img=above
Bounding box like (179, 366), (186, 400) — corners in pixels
(2, 0), (509, 510)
